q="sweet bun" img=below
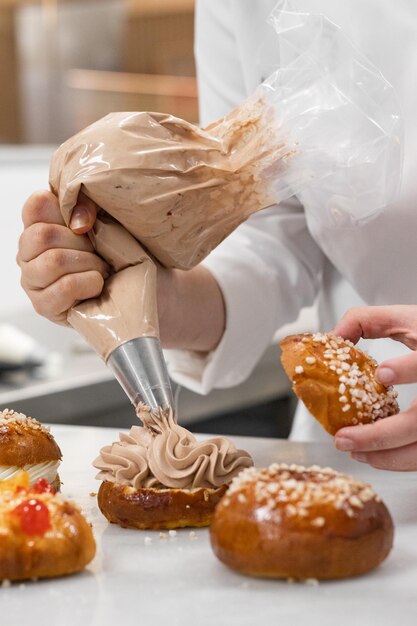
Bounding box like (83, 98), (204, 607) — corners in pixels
(97, 480), (228, 530)
(280, 333), (399, 435)
(0, 409), (62, 490)
(0, 472), (96, 581)
(210, 463), (393, 580)
(93, 405), (253, 530)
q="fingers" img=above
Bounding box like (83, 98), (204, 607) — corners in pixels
(69, 192), (98, 234)
(377, 352), (417, 386)
(22, 189), (98, 234)
(335, 400), (417, 471)
(335, 402), (417, 452)
(28, 270), (105, 325)
(350, 442), (417, 471)
(332, 305), (417, 349)
(18, 222), (94, 264)
(21, 249), (109, 290)
(19, 189), (106, 326)
(22, 190), (66, 229)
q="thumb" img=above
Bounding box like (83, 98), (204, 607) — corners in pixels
(69, 192), (98, 234)
(377, 351), (417, 385)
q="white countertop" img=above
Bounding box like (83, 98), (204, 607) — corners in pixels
(1, 425), (417, 626)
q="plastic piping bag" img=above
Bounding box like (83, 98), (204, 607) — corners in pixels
(49, 1), (403, 360)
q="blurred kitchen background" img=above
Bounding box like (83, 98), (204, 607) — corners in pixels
(0, 0), (315, 437)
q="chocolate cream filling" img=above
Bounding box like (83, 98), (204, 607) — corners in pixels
(94, 404), (253, 490)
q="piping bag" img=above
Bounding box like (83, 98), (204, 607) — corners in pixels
(63, 213), (173, 411)
(49, 1), (403, 413)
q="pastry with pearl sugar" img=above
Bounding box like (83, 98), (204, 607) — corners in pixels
(280, 333), (399, 435)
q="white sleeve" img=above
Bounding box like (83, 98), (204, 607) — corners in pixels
(165, 0), (325, 394)
(194, 0), (247, 125)
(166, 200), (325, 393)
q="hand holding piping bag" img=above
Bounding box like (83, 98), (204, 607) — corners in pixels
(333, 305), (417, 470)
(18, 188), (176, 411)
(17, 188), (225, 352)
(62, 199), (176, 411)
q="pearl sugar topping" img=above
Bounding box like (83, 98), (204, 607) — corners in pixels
(224, 463), (380, 525)
(297, 333), (399, 423)
(0, 409), (50, 434)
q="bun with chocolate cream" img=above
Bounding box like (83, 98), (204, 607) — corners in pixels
(97, 481), (228, 530)
(210, 463), (394, 580)
(0, 409), (62, 491)
(0, 471), (96, 581)
(280, 333), (399, 435)
(94, 404), (253, 530)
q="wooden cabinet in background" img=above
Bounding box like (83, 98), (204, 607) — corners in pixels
(0, 7), (21, 142)
(67, 0), (198, 132)
(0, 0), (197, 144)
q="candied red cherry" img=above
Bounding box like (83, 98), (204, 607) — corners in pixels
(32, 478), (55, 494)
(12, 498), (51, 536)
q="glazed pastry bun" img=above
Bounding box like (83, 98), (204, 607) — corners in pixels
(280, 333), (399, 435)
(210, 463), (394, 580)
(0, 409), (62, 490)
(97, 481), (228, 530)
(0, 472), (96, 581)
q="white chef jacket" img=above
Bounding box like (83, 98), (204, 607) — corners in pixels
(166, 0), (417, 441)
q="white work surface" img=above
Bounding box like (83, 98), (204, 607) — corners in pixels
(2, 425), (417, 626)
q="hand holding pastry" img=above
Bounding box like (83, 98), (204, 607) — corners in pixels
(332, 305), (417, 470)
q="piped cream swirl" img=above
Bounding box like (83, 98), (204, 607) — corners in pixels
(94, 404), (253, 490)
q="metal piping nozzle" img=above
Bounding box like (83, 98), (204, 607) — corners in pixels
(107, 337), (174, 410)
